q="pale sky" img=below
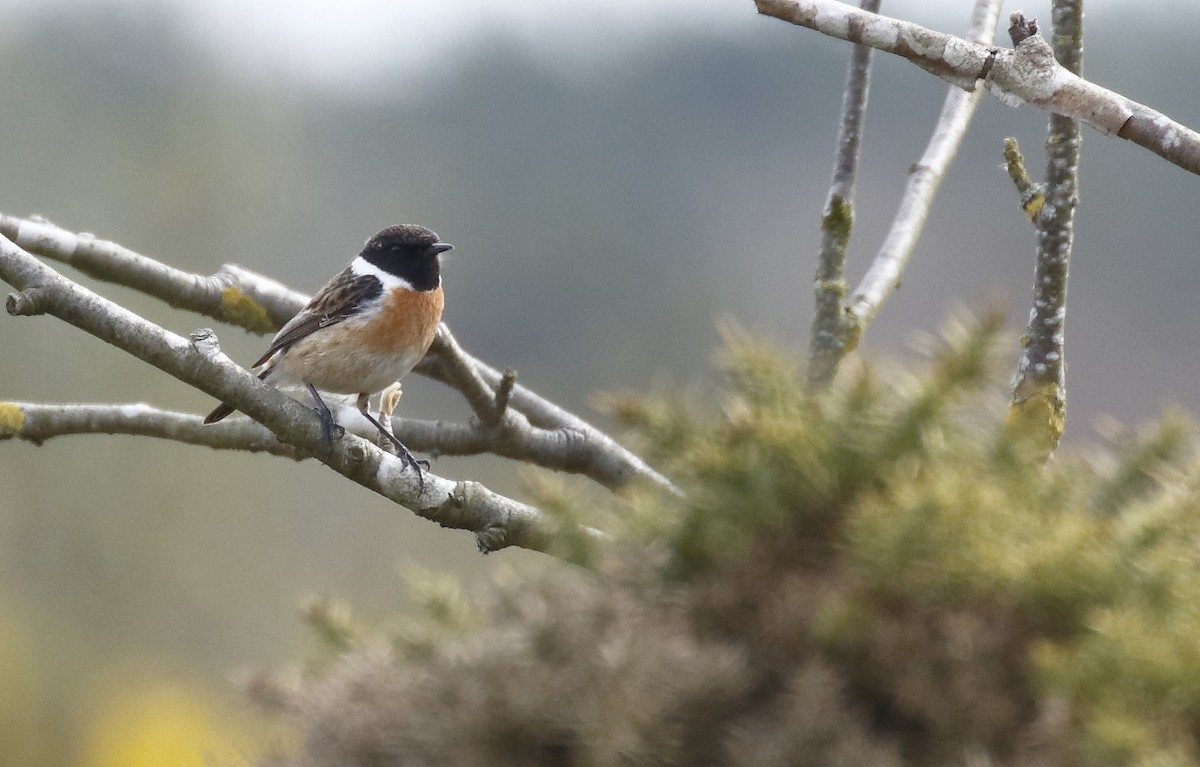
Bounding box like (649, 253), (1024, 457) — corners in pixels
(8, 0), (1193, 90)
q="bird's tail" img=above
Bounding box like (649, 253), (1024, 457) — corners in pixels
(203, 402), (237, 425)
(203, 367), (272, 424)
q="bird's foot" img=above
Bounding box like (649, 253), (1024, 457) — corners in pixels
(375, 428), (426, 494)
(358, 405), (427, 494)
(397, 446), (427, 494)
(315, 406), (345, 449)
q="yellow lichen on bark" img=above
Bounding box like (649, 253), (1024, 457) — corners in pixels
(217, 286), (275, 334)
(1006, 382), (1065, 457)
(0, 402), (25, 435)
(1022, 193), (1045, 220)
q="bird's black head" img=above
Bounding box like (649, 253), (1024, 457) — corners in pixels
(360, 224), (452, 292)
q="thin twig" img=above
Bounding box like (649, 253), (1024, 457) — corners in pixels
(753, 0), (1200, 176)
(807, 0), (880, 392)
(494, 369), (518, 419)
(1002, 137), (1044, 220)
(843, 0), (1003, 330)
(1009, 5), (1084, 454)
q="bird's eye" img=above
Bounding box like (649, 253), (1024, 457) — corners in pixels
(389, 244), (404, 254)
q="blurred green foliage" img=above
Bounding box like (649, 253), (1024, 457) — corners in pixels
(265, 316), (1200, 766)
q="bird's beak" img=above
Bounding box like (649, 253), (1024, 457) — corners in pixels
(431, 242), (453, 255)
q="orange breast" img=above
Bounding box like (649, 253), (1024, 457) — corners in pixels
(364, 285), (444, 356)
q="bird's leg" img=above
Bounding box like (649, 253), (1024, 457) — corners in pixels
(356, 393), (428, 493)
(306, 384), (344, 447)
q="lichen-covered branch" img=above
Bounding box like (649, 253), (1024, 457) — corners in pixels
(0, 233), (594, 556)
(1008, 5), (1084, 455)
(806, 0), (880, 392)
(0, 214), (304, 333)
(0, 211), (678, 495)
(842, 0), (1002, 331)
(753, 0), (1200, 176)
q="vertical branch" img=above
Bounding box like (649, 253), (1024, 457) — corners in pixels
(807, 0), (880, 392)
(840, 0), (1002, 351)
(1008, 4), (1083, 456)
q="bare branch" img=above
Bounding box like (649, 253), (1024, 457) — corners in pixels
(0, 234), (595, 556)
(1009, 4), (1084, 455)
(807, 0), (880, 392)
(753, 0), (1200, 176)
(0, 400), (643, 484)
(0, 211), (679, 495)
(843, 0), (1002, 330)
(0, 402), (305, 457)
(0, 214), (303, 332)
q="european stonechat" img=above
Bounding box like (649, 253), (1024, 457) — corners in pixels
(204, 224), (451, 484)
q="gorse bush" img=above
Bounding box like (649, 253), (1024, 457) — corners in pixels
(256, 315), (1200, 767)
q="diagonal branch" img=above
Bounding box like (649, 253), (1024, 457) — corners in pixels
(754, 0), (1200, 177)
(0, 215), (303, 332)
(841, 0), (1002, 338)
(430, 325), (528, 431)
(807, 0), (880, 392)
(0, 233), (596, 557)
(0, 212), (678, 495)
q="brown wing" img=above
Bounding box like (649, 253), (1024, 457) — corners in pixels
(250, 267), (383, 367)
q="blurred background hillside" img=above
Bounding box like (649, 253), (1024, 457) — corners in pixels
(1, 0), (1198, 764)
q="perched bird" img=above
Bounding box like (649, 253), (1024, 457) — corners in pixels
(204, 224), (451, 485)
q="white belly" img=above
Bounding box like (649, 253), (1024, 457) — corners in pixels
(269, 325), (424, 395)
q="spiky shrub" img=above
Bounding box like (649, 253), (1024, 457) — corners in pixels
(254, 315), (1200, 767)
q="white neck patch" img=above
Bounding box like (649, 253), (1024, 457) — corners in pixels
(351, 256), (414, 292)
